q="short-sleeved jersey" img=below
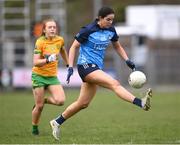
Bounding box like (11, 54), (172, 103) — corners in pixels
(32, 35), (64, 76)
(75, 19), (119, 69)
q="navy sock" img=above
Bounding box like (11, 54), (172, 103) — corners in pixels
(133, 97), (142, 108)
(55, 115), (66, 125)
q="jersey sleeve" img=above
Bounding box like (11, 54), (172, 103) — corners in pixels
(34, 39), (42, 54)
(111, 27), (119, 42)
(74, 26), (90, 43)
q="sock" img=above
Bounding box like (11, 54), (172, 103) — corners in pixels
(55, 115), (66, 125)
(32, 125), (38, 131)
(32, 125), (39, 135)
(44, 98), (48, 104)
(133, 97), (142, 108)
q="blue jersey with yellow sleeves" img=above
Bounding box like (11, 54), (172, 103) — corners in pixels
(75, 19), (119, 69)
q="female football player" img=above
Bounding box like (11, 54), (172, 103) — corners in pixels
(50, 7), (152, 140)
(31, 18), (69, 135)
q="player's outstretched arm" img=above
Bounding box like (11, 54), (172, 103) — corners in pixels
(112, 41), (136, 70)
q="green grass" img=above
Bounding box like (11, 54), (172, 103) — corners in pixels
(0, 88), (180, 144)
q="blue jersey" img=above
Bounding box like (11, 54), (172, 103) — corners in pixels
(75, 20), (119, 69)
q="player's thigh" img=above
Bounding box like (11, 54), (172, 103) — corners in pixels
(77, 82), (97, 105)
(48, 84), (66, 100)
(32, 87), (45, 104)
(85, 70), (119, 89)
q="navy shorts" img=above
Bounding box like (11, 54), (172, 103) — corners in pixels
(77, 63), (100, 82)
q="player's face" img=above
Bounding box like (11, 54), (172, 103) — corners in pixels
(99, 14), (114, 28)
(44, 21), (57, 38)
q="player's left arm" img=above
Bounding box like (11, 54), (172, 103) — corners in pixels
(60, 46), (69, 67)
(112, 41), (129, 61)
(112, 41), (136, 70)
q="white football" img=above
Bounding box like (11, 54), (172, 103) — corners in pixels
(128, 71), (147, 89)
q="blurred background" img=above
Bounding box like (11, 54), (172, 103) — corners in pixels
(0, 0), (180, 91)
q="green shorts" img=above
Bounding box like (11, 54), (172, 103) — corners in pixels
(32, 73), (60, 89)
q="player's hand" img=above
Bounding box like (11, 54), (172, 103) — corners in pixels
(126, 59), (136, 71)
(46, 54), (56, 63)
(66, 67), (73, 84)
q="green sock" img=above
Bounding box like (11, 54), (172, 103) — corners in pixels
(32, 125), (39, 135)
(33, 125), (38, 130)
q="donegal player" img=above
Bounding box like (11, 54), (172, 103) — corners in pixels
(31, 18), (69, 135)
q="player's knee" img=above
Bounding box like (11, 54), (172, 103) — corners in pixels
(36, 104), (44, 111)
(111, 80), (121, 90)
(79, 102), (89, 109)
(55, 98), (65, 106)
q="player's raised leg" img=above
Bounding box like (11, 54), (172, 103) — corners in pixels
(46, 85), (66, 106)
(85, 70), (152, 110)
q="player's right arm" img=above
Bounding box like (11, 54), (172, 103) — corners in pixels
(33, 39), (47, 67)
(66, 27), (87, 83)
(69, 26), (90, 67)
(33, 54), (47, 67)
(66, 39), (80, 84)
(68, 39), (80, 67)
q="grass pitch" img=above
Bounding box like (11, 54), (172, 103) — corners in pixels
(0, 88), (180, 144)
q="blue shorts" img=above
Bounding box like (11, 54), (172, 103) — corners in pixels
(77, 63), (100, 82)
